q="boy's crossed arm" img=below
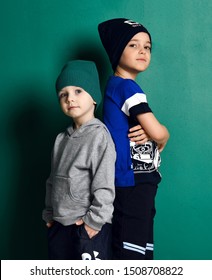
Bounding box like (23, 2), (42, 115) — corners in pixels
(137, 112), (170, 152)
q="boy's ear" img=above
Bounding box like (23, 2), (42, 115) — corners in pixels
(93, 101), (97, 105)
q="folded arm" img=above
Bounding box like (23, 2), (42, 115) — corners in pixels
(136, 112), (170, 152)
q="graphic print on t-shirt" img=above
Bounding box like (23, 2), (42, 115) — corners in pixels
(130, 140), (161, 173)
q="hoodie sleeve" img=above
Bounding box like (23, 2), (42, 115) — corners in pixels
(82, 127), (116, 231)
(42, 173), (53, 223)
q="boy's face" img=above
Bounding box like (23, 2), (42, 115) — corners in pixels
(58, 86), (96, 127)
(117, 32), (151, 79)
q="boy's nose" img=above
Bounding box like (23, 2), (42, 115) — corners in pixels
(139, 47), (145, 54)
(66, 93), (75, 103)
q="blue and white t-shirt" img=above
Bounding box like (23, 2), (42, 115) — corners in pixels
(103, 76), (161, 187)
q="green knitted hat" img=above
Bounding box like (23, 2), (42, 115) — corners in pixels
(55, 60), (102, 107)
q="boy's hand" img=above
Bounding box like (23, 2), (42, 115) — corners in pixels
(46, 221), (54, 228)
(84, 223), (99, 239)
(76, 219), (99, 239)
(128, 125), (149, 144)
(157, 141), (167, 153)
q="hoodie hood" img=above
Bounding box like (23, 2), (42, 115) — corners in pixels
(66, 118), (108, 138)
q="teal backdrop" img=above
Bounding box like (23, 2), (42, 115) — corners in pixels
(0, 0), (211, 260)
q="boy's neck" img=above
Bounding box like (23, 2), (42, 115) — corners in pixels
(73, 114), (95, 129)
(114, 67), (138, 80)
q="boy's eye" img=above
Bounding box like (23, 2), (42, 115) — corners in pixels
(129, 44), (137, 48)
(145, 45), (152, 51)
(59, 92), (68, 99)
(75, 89), (82, 94)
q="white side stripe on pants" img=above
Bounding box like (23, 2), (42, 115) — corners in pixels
(146, 243), (154, 251)
(123, 242), (154, 255)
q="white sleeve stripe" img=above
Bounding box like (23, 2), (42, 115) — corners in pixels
(121, 93), (147, 116)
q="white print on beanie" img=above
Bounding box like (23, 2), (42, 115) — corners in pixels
(124, 20), (141, 27)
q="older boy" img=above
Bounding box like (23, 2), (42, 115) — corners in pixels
(98, 18), (170, 259)
(42, 60), (116, 260)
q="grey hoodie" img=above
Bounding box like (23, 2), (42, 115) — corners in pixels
(42, 118), (116, 231)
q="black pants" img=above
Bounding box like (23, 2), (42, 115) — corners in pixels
(47, 222), (112, 260)
(112, 183), (158, 260)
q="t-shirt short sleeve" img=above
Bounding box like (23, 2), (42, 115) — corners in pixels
(117, 79), (152, 117)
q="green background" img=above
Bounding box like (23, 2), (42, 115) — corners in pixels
(0, 0), (211, 260)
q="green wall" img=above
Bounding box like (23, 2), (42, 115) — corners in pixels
(0, 0), (211, 260)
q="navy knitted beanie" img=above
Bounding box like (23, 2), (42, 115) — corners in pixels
(98, 18), (151, 71)
(55, 60), (102, 108)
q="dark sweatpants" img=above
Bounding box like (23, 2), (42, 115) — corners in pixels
(112, 183), (158, 260)
(47, 222), (112, 260)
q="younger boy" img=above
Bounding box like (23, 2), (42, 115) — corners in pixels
(98, 18), (170, 259)
(42, 60), (116, 260)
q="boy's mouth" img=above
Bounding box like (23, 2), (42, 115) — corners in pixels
(137, 58), (146, 62)
(68, 106), (80, 110)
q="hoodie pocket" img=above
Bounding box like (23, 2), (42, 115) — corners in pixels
(52, 176), (90, 215)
